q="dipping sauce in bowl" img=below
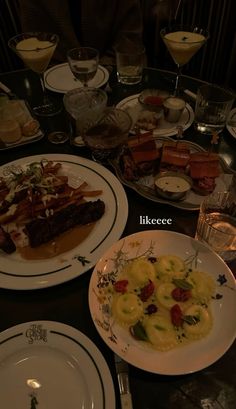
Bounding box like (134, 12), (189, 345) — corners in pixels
(154, 171), (192, 200)
(138, 89), (169, 113)
(163, 97), (186, 123)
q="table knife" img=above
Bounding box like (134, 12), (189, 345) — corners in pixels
(0, 81), (18, 99)
(184, 89), (197, 101)
(114, 353), (133, 409)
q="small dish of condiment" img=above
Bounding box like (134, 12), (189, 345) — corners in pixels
(154, 171), (192, 201)
(138, 89), (169, 113)
(163, 97), (186, 123)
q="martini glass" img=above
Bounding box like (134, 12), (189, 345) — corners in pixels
(160, 26), (209, 95)
(8, 32), (62, 117)
(67, 47), (99, 87)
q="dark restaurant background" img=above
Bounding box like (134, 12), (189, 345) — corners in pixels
(0, 0), (236, 89)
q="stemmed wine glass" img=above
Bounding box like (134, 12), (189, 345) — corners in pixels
(67, 47), (99, 87)
(160, 25), (209, 95)
(8, 32), (62, 117)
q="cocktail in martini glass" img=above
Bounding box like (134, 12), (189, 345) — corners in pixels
(8, 32), (61, 117)
(161, 26), (209, 95)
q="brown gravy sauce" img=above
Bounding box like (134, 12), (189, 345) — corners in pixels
(19, 223), (95, 260)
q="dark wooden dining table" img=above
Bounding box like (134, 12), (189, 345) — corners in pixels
(0, 65), (236, 409)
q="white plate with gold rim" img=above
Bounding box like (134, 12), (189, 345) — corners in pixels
(0, 154), (128, 290)
(89, 230), (236, 375)
(44, 63), (109, 93)
(0, 321), (115, 408)
(116, 93), (194, 137)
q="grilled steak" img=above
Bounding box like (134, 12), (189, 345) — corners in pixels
(25, 199), (105, 247)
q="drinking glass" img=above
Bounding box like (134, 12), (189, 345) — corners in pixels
(8, 32), (61, 117)
(83, 108), (132, 163)
(195, 191), (236, 262)
(160, 25), (209, 95)
(67, 47), (99, 87)
(194, 84), (235, 134)
(116, 33), (145, 86)
(63, 87), (108, 147)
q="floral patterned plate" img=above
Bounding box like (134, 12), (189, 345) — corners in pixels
(89, 230), (236, 375)
(0, 154), (128, 290)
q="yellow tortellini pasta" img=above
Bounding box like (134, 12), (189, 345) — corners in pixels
(112, 293), (143, 325)
(127, 258), (156, 285)
(144, 314), (178, 351)
(154, 255), (186, 281)
(183, 305), (212, 339)
(156, 283), (177, 309)
(110, 253), (216, 351)
(186, 271), (216, 303)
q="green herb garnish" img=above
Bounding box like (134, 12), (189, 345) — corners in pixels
(154, 324), (166, 331)
(172, 278), (193, 290)
(130, 321), (148, 341)
(183, 315), (200, 325)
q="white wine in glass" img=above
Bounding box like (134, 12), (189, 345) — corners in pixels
(161, 26), (209, 95)
(8, 32), (62, 117)
(67, 47), (99, 87)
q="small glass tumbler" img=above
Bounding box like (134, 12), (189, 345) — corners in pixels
(195, 191), (236, 262)
(83, 107), (132, 162)
(67, 47), (99, 87)
(116, 32), (145, 85)
(194, 84), (235, 134)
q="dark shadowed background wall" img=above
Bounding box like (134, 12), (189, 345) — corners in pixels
(0, 0), (235, 90)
